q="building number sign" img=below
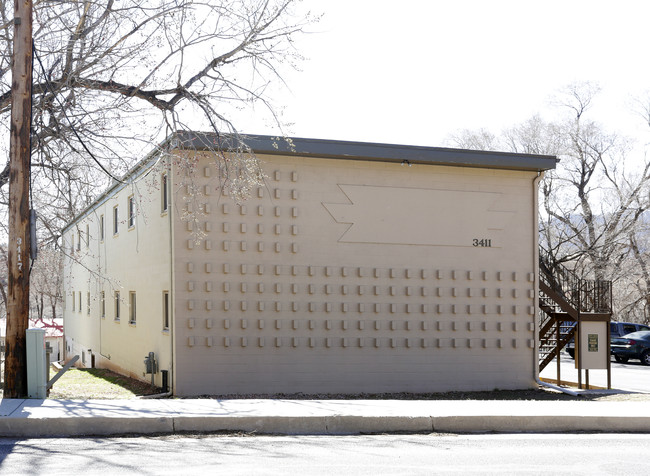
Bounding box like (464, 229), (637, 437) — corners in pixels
(472, 239), (492, 247)
(16, 237), (23, 272)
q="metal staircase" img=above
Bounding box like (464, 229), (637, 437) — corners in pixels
(538, 248), (612, 372)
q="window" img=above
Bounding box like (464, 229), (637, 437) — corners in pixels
(114, 291), (120, 320)
(72, 290), (75, 311)
(87, 292), (91, 315)
(161, 173), (169, 213)
(77, 231), (81, 251)
(86, 224), (89, 248)
(78, 292), (82, 313)
(100, 215), (105, 241)
(129, 292), (137, 324)
(113, 206), (119, 235)
(100, 291), (105, 318)
(128, 196), (135, 228)
(162, 291), (170, 330)
(623, 324), (636, 335)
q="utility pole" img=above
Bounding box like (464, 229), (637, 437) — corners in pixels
(5, 0), (33, 398)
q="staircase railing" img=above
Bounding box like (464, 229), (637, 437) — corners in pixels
(539, 248), (581, 312)
(539, 248), (612, 315)
(538, 248), (612, 372)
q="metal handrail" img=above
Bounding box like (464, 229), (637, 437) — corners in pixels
(539, 248), (612, 314)
(537, 248), (612, 372)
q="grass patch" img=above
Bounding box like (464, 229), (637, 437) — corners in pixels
(48, 367), (160, 399)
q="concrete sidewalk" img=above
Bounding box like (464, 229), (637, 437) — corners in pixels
(1, 393), (650, 437)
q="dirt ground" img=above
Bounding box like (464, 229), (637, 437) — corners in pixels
(2, 367), (648, 401)
(198, 387), (650, 402)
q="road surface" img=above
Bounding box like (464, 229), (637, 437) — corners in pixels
(1, 433), (649, 475)
(540, 352), (650, 392)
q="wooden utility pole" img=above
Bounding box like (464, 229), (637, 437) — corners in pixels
(5, 0), (33, 398)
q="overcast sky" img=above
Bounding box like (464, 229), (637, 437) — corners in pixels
(240, 0), (650, 149)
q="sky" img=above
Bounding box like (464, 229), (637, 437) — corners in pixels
(240, 0), (650, 149)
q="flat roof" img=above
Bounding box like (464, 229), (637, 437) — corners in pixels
(174, 132), (558, 172)
(63, 131), (557, 233)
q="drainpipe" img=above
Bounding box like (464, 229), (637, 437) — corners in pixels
(536, 376), (580, 396)
(139, 390), (172, 399)
(167, 158), (175, 396)
(532, 171), (580, 397)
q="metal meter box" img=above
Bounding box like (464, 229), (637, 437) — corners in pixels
(576, 321), (609, 370)
(27, 328), (47, 398)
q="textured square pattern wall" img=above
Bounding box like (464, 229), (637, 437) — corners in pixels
(173, 153), (539, 396)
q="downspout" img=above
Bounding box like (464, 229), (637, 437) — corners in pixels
(98, 214), (108, 360)
(168, 160), (175, 396)
(139, 390), (172, 399)
(531, 170), (580, 397)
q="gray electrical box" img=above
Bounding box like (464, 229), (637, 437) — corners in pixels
(144, 352), (158, 387)
(27, 328), (47, 399)
(144, 352), (158, 374)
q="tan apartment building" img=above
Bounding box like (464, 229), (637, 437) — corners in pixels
(62, 132), (557, 396)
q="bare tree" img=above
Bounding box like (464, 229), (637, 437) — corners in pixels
(29, 247), (64, 322)
(448, 82), (650, 322)
(447, 128), (500, 151)
(0, 0), (317, 247)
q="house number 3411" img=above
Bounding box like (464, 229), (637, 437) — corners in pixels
(472, 239), (492, 247)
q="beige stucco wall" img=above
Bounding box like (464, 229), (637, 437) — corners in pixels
(172, 152), (540, 395)
(63, 160), (173, 386)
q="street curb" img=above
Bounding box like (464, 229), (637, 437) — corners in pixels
(2, 414), (650, 437)
(2, 398), (650, 437)
(0, 417), (174, 438)
(172, 415), (435, 435)
(431, 415), (650, 433)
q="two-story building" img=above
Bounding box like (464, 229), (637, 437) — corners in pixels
(63, 132), (557, 396)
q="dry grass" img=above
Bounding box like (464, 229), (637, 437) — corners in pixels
(47, 367), (160, 399)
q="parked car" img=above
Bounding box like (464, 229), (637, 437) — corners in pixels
(610, 331), (650, 365)
(566, 321), (650, 359)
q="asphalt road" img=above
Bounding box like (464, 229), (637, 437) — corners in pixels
(540, 352), (650, 392)
(1, 434), (649, 475)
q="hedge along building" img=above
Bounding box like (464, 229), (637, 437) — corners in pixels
(62, 132), (557, 396)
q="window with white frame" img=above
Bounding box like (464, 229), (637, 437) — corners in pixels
(129, 291), (137, 324)
(114, 291), (120, 320)
(100, 214), (105, 242)
(72, 290), (75, 311)
(113, 206), (119, 235)
(87, 292), (91, 315)
(100, 291), (105, 318)
(162, 291), (170, 330)
(78, 291), (82, 313)
(128, 196), (135, 228)
(161, 173), (169, 213)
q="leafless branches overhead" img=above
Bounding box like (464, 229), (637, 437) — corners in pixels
(0, 0), (316, 247)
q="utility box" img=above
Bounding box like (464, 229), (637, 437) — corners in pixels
(144, 352), (158, 387)
(144, 352), (158, 375)
(27, 328), (47, 399)
(576, 320), (609, 370)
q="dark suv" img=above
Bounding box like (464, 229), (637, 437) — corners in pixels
(566, 321), (650, 358)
